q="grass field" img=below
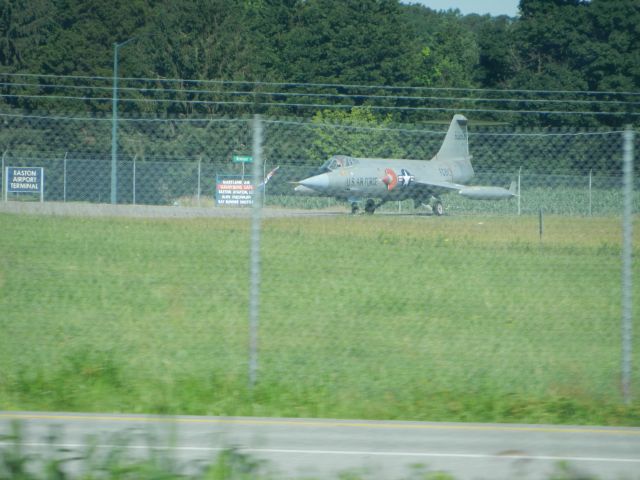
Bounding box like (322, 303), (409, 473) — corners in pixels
(264, 187), (637, 217)
(0, 211), (638, 425)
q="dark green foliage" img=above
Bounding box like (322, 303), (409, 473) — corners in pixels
(0, 0), (638, 129)
(475, 16), (516, 88)
(276, 0), (414, 86)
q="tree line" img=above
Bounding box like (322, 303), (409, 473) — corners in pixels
(0, 0), (638, 127)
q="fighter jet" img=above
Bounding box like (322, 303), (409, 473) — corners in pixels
(294, 114), (517, 215)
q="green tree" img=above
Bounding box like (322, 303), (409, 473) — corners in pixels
(475, 16), (517, 88)
(147, 0), (259, 81)
(402, 6), (479, 88)
(0, 0), (58, 72)
(277, 0), (414, 86)
(584, 0), (640, 92)
(513, 0), (590, 86)
(39, 0), (151, 77)
(507, 0), (639, 126)
(309, 107), (396, 161)
(245, 0), (299, 82)
(136, 0), (261, 116)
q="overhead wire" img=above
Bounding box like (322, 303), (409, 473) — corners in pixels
(0, 73), (638, 118)
(0, 94), (638, 117)
(1, 81), (639, 108)
(1, 71), (640, 98)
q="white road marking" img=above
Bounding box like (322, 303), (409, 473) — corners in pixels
(3, 442), (639, 464)
(2, 413), (639, 436)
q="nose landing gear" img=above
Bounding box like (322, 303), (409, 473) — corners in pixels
(364, 199), (377, 214)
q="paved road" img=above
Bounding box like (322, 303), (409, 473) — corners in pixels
(0, 201), (348, 218)
(1, 412), (639, 479)
(0, 200), (433, 218)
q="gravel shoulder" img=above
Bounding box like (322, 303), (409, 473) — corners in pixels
(0, 201), (344, 218)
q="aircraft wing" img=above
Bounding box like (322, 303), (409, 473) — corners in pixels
(414, 178), (518, 200)
(413, 178), (467, 194)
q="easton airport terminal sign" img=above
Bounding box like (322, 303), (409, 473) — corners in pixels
(4, 167), (44, 201)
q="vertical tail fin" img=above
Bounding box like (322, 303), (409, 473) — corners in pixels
(509, 180), (518, 196)
(258, 166), (279, 189)
(435, 114), (469, 160)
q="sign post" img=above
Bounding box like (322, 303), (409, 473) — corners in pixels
(216, 155), (257, 206)
(233, 154), (253, 178)
(1, 151), (6, 201)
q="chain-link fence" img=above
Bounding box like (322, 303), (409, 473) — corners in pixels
(0, 110), (637, 422)
(1, 155), (636, 216)
(1, 113), (638, 214)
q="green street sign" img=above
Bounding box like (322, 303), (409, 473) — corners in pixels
(232, 155), (253, 163)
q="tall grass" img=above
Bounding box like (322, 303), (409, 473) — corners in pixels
(265, 186), (640, 216)
(0, 213), (638, 425)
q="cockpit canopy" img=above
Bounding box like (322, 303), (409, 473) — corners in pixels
(318, 155), (359, 172)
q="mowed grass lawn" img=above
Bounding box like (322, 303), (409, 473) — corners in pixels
(0, 212), (638, 425)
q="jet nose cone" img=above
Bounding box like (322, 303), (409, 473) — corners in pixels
(299, 173), (330, 191)
(294, 184), (316, 195)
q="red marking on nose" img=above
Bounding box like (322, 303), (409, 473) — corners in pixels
(383, 168), (398, 190)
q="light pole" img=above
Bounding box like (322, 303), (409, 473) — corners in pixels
(111, 37), (136, 204)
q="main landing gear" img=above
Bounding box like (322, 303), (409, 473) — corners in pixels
(416, 196), (445, 216)
(350, 199), (384, 215)
(432, 200), (444, 216)
(352, 197), (444, 216)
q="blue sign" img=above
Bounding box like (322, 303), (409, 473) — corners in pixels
(7, 167), (44, 193)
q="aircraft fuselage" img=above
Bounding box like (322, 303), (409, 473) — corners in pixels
(294, 114), (516, 214)
(297, 156), (473, 201)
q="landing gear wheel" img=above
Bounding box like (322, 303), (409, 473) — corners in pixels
(432, 201), (444, 216)
(351, 203), (359, 215)
(364, 199), (376, 215)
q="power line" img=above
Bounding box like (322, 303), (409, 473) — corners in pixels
(0, 111), (251, 123)
(0, 111), (628, 137)
(2, 81), (639, 108)
(1, 93), (639, 116)
(2, 71), (640, 98)
(1, 90), (638, 117)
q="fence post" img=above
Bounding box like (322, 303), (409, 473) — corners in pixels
(588, 169), (592, 216)
(63, 152), (68, 202)
(197, 156), (202, 207)
(538, 208), (543, 242)
(517, 167), (521, 216)
(621, 126), (634, 405)
(1, 151), (6, 202)
(41, 167), (45, 203)
(132, 155), (137, 205)
(249, 115), (263, 390)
